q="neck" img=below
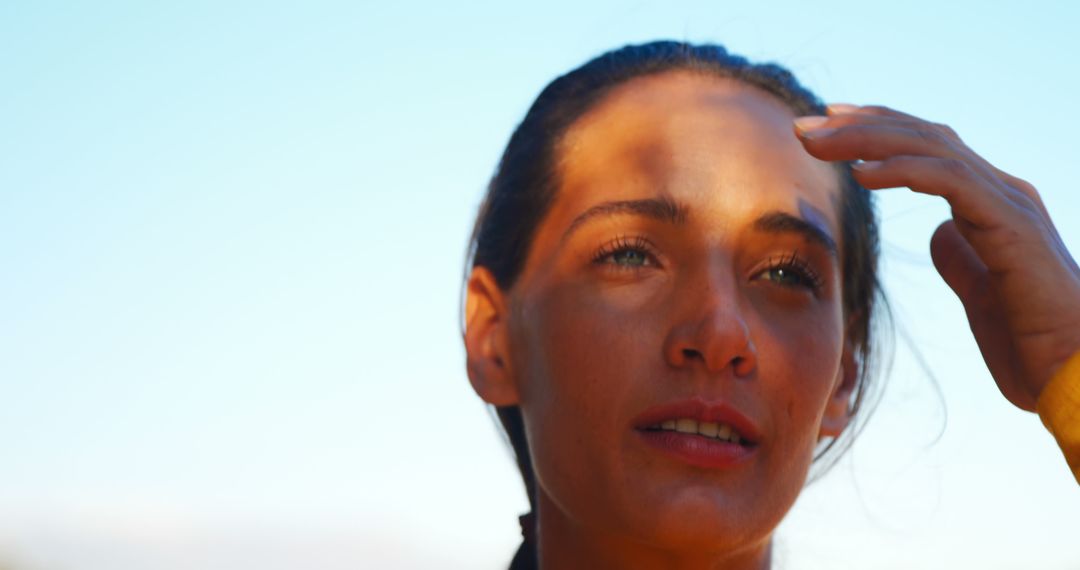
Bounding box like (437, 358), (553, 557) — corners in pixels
(534, 491), (772, 570)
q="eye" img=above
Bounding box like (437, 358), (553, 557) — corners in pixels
(610, 249), (650, 267)
(592, 235), (660, 270)
(755, 253), (823, 291)
(761, 266), (810, 287)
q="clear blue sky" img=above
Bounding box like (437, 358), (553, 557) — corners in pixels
(2, 1), (1079, 568)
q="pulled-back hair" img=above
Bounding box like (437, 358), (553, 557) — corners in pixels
(465, 40), (888, 568)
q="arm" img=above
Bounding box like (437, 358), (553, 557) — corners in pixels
(794, 104), (1080, 481)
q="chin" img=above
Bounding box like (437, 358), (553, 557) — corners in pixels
(639, 500), (777, 550)
(614, 488), (789, 554)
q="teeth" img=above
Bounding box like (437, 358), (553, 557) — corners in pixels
(654, 418), (744, 444)
(675, 418), (697, 434)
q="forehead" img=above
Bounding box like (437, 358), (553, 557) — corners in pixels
(553, 71), (840, 232)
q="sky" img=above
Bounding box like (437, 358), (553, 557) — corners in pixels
(2, 0), (1079, 568)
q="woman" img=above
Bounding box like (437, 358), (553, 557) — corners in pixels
(462, 41), (1080, 569)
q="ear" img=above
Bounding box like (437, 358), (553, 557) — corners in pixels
(463, 266), (519, 406)
(819, 336), (858, 439)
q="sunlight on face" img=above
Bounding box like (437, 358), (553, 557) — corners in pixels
(507, 71), (851, 551)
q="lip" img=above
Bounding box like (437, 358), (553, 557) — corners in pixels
(632, 398), (762, 469)
(632, 398), (762, 442)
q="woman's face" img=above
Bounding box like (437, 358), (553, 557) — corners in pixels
(495, 72), (853, 551)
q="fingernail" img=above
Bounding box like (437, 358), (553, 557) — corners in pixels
(800, 128), (836, 139)
(827, 103), (860, 115)
(793, 116), (836, 138)
(793, 115), (829, 132)
(852, 160), (883, 171)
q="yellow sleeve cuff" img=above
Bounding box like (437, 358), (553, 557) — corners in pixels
(1037, 350), (1080, 485)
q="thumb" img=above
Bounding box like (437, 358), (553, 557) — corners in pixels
(930, 219), (988, 304)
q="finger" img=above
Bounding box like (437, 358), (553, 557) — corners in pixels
(930, 220), (1038, 411)
(827, 104), (963, 141)
(798, 109), (1052, 232)
(929, 219), (988, 303)
(851, 155), (1014, 229)
(796, 122), (961, 163)
(830, 103), (919, 121)
(986, 166), (1050, 218)
(822, 105), (1050, 218)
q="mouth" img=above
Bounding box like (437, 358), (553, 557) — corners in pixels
(632, 399), (760, 469)
(641, 418), (750, 445)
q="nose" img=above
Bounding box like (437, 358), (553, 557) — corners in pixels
(662, 274), (757, 377)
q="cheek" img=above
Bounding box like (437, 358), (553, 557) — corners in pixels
(753, 303), (844, 456)
(511, 281), (661, 511)
(514, 280), (661, 414)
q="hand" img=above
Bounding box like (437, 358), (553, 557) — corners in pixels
(794, 104), (1080, 412)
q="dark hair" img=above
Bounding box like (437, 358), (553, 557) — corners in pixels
(465, 40), (888, 568)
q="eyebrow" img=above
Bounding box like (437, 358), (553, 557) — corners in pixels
(560, 195), (689, 243)
(560, 196), (838, 258)
(753, 211), (839, 258)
